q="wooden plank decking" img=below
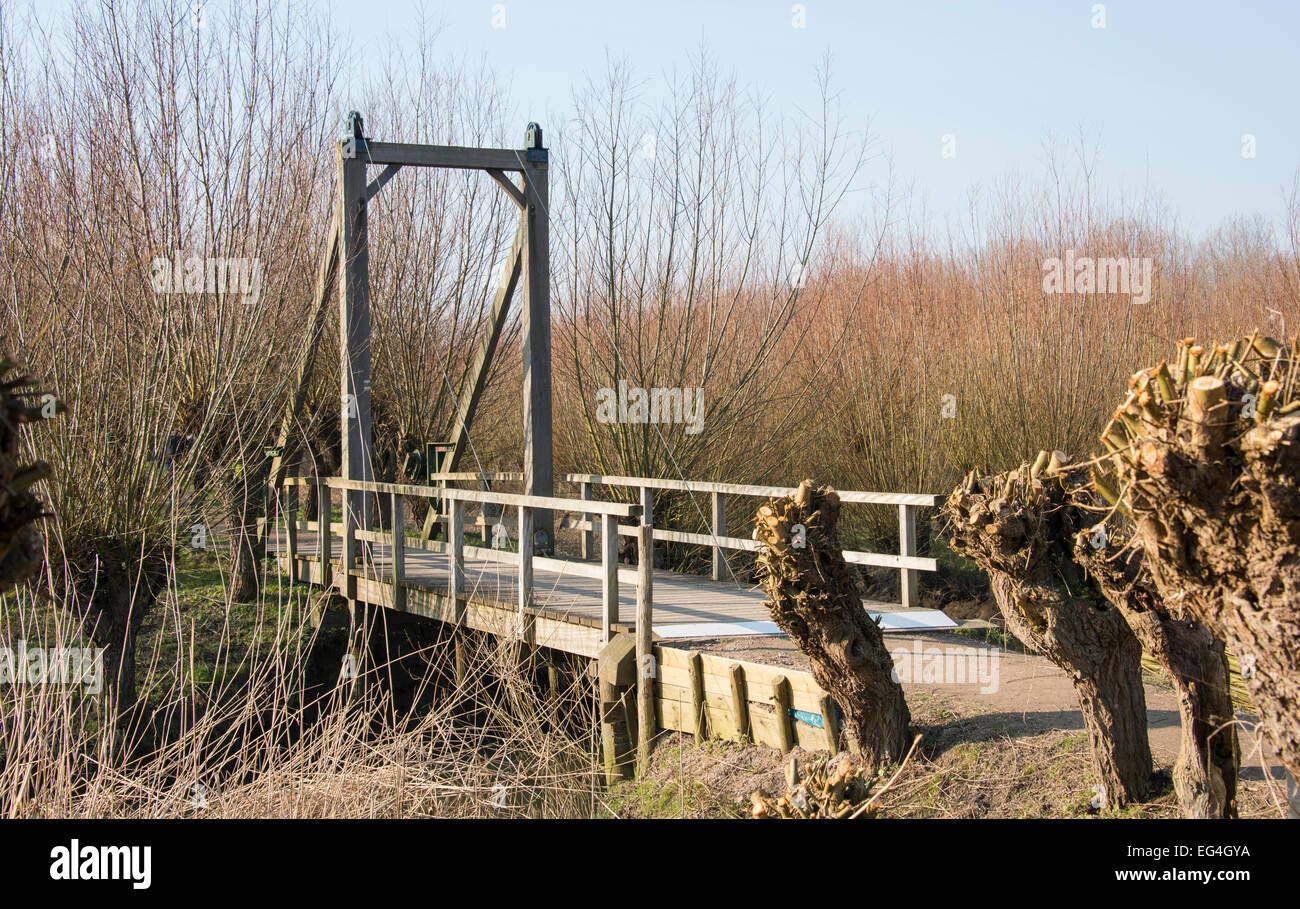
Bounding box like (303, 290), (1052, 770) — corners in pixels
(269, 528), (953, 660)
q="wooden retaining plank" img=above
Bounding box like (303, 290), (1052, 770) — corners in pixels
(730, 664), (751, 743)
(656, 647), (827, 698)
(819, 693), (841, 753)
(688, 652), (707, 743)
(772, 676), (794, 753)
(656, 663), (825, 716)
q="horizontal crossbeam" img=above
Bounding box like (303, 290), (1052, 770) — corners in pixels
(362, 141), (525, 172)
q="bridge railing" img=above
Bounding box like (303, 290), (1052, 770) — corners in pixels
(277, 476), (644, 644)
(562, 474), (942, 609)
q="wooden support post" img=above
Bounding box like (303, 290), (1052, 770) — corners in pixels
(337, 139), (375, 561)
(819, 693), (841, 753)
(390, 490), (405, 611)
(521, 128), (553, 552)
(284, 486), (298, 583)
(688, 651), (707, 744)
(454, 631), (468, 689)
(317, 477), (333, 589)
(772, 675), (794, 753)
(601, 513), (618, 643)
(899, 504), (919, 609)
(711, 490), (726, 581)
(598, 635), (637, 785)
(580, 481), (594, 560)
(449, 499), (465, 623)
(547, 660), (561, 700)
(341, 484), (358, 601)
(729, 664), (751, 743)
(639, 486), (653, 528)
(345, 600), (369, 703)
(517, 505), (533, 641)
(635, 524), (655, 771)
(419, 476), (447, 541)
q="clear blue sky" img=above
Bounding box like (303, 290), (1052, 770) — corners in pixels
(331, 0), (1299, 239)
(37, 0), (1300, 239)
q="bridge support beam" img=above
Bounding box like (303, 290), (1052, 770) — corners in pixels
(337, 133), (375, 566)
(598, 634), (637, 785)
(521, 131), (553, 553)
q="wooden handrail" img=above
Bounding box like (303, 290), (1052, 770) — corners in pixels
(282, 471), (523, 486)
(568, 518), (938, 573)
(561, 473), (943, 508)
(281, 471), (935, 617)
(286, 474), (640, 642)
(566, 473), (939, 607)
(285, 476), (640, 518)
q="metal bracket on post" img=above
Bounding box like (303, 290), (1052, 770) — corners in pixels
(524, 121), (547, 162)
(341, 110), (369, 160)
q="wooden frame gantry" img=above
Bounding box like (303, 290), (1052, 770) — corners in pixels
(266, 114), (554, 553)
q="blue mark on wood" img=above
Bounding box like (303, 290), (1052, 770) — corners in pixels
(791, 709), (824, 729)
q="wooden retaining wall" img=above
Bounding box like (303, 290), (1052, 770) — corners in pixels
(652, 645), (838, 753)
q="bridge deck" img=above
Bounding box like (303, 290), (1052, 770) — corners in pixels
(270, 529), (953, 658)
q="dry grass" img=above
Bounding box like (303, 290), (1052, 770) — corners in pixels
(1, 551), (601, 819)
(609, 692), (1289, 819)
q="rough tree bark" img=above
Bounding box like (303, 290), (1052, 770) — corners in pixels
(1108, 336), (1300, 783)
(228, 450), (272, 604)
(944, 460), (1152, 808)
(753, 480), (912, 770)
(229, 480), (266, 603)
(0, 357), (57, 591)
(1071, 524), (1238, 818)
(67, 549), (166, 725)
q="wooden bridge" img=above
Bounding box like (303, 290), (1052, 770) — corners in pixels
(268, 470), (951, 778)
(261, 116), (951, 778)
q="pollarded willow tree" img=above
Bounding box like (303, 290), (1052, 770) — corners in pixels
(1104, 334), (1300, 783)
(753, 481), (912, 770)
(946, 452), (1240, 816)
(943, 456), (1152, 808)
(1069, 468), (1238, 818)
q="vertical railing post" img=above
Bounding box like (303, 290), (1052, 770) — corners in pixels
(517, 504), (534, 641)
(390, 489), (405, 611)
(437, 474), (447, 540)
(342, 481), (358, 600)
(317, 476), (333, 589)
(710, 490), (726, 581)
(899, 503), (919, 609)
(600, 513), (618, 643)
(284, 483), (298, 584)
(449, 498), (465, 622)
(635, 523), (655, 770)
(580, 481), (594, 560)
(639, 485), (653, 569)
(639, 486), (653, 527)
